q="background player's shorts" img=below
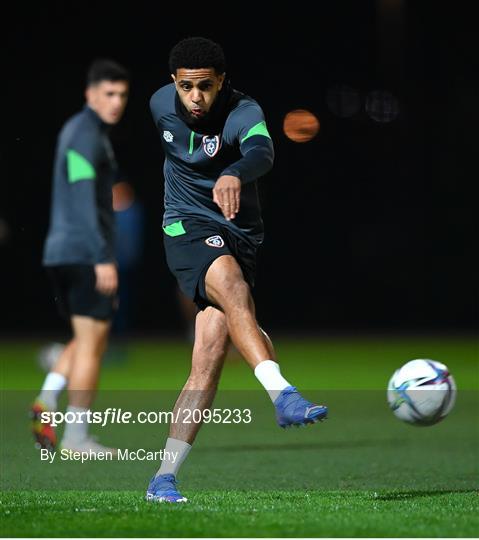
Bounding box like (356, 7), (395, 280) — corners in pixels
(45, 265), (117, 321)
(163, 218), (257, 310)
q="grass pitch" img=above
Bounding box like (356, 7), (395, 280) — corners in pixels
(1, 336), (478, 537)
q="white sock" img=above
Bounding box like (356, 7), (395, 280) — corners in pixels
(38, 372), (67, 410)
(156, 437), (192, 477)
(62, 406), (89, 443)
(254, 360), (291, 403)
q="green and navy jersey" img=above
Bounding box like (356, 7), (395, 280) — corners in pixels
(150, 83), (274, 246)
(43, 106), (118, 266)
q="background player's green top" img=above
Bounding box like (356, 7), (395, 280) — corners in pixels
(43, 106), (118, 265)
(150, 82), (274, 246)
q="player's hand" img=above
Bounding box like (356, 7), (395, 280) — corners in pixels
(213, 175), (241, 221)
(94, 263), (118, 296)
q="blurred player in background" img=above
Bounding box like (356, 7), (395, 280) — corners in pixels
(31, 59), (130, 455)
(146, 37), (328, 503)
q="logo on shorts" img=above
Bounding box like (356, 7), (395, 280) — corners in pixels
(202, 135), (221, 157)
(163, 130), (174, 142)
(205, 235), (224, 248)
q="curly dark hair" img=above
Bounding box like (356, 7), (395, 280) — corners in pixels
(168, 37), (226, 74)
(86, 58), (130, 86)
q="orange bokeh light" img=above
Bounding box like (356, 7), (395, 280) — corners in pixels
(283, 109), (320, 143)
(112, 181), (135, 212)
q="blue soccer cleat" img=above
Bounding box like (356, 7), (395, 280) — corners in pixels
(275, 386), (328, 428)
(145, 474), (188, 503)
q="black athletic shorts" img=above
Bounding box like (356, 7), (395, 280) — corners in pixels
(163, 218), (258, 310)
(45, 265), (117, 321)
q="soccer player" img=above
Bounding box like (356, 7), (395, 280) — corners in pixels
(146, 37), (328, 503)
(31, 59), (130, 454)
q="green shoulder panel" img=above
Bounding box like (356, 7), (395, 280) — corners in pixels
(67, 149), (96, 183)
(241, 121), (271, 144)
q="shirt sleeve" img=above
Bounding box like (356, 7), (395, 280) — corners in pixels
(65, 130), (113, 263)
(149, 85), (173, 130)
(149, 93), (161, 129)
(221, 102), (274, 185)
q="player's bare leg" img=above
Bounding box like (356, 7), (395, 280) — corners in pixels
(68, 316), (109, 408)
(170, 306), (230, 444)
(31, 340), (76, 450)
(60, 316), (116, 454)
(205, 255), (277, 369)
(50, 338), (76, 378)
(34, 339), (75, 409)
(205, 255), (327, 426)
(147, 306), (229, 502)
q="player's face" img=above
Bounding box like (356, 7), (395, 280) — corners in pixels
(172, 68), (225, 120)
(86, 80), (129, 125)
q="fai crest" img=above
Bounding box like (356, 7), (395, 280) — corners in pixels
(202, 135), (221, 157)
(205, 235), (224, 248)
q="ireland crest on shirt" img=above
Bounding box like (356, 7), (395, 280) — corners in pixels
(202, 135), (221, 157)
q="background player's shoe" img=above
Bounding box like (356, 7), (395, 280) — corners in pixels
(60, 437), (118, 457)
(274, 386), (328, 428)
(145, 474), (188, 503)
(30, 399), (56, 451)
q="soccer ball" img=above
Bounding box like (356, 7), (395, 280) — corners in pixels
(387, 359), (456, 426)
(37, 342), (65, 372)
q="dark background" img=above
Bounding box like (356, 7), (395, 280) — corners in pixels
(2, 1), (478, 336)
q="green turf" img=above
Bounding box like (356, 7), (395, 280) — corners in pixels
(1, 336), (478, 390)
(1, 337), (478, 537)
(2, 490), (478, 537)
